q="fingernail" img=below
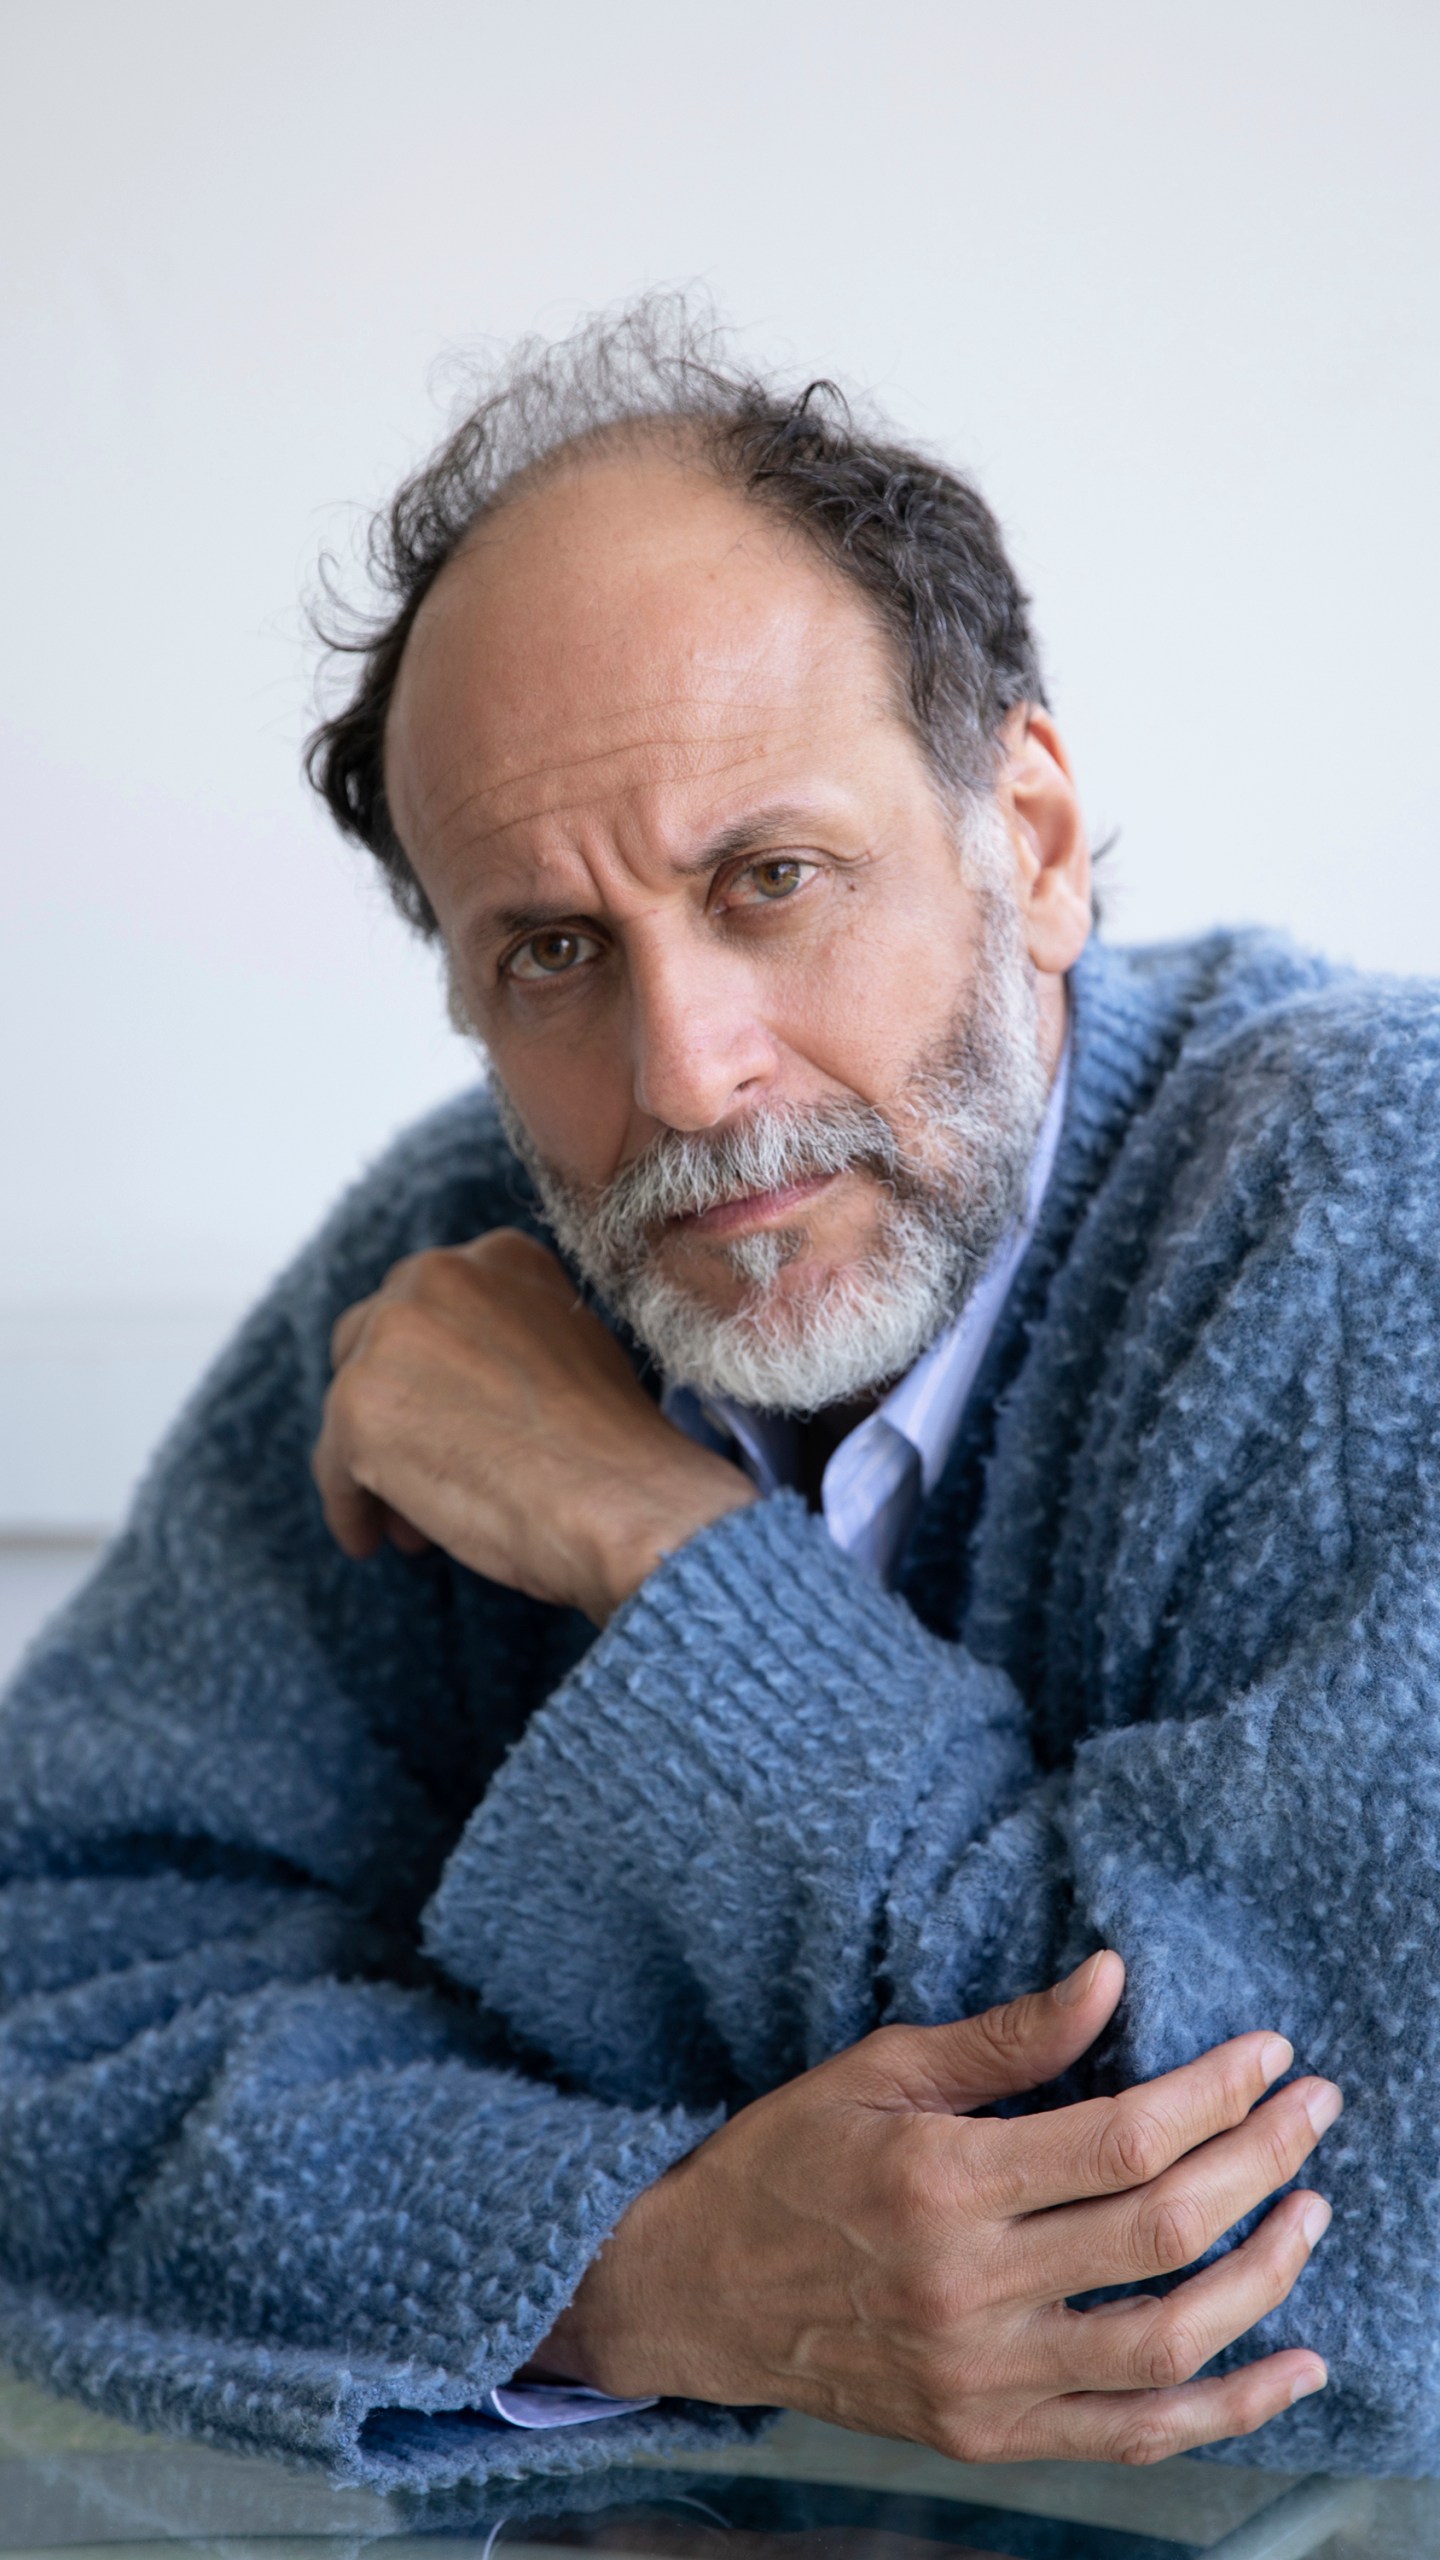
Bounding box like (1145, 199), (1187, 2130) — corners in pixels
(1260, 2034), (1293, 2084)
(1305, 2081), (1343, 2136)
(1054, 1952), (1103, 2007)
(1291, 2364), (1328, 2403)
(1301, 2197), (1332, 2247)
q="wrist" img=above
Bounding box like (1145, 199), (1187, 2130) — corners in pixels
(527, 2173), (677, 2397)
(587, 1458), (757, 1622)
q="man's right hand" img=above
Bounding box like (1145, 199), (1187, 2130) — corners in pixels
(533, 1952), (1339, 2466)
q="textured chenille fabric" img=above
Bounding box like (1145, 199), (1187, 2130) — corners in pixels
(3, 928), (1440, 2490)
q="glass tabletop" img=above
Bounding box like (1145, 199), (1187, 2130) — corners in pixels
(2, 2372), (1435, 2560)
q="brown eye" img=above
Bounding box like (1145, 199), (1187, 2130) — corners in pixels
(506, 929), (601, 982)
(750, 858), (806, 900)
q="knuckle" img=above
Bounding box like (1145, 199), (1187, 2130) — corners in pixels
(930, 2409), (993, 2466)
(470, 1227), (553, 1281)
(326, 1313), (427, 1445)
(401, 1246), (471, 1302)
(976, 1994), (1033, 2060)
(862, 2022), (914, 2075)
(1135, 2308), (1204, 2391)
(1096, 2099), (1168, 2190)
(1228, 2373), (1285, 2439)
(1114, 2408), (1181, 2467)
(370, 1247), (429, 1298)
(1266, 2105), (1308, 2177)
(1138, 2189), (1206, 2275)
(369, 1298), (440, 1360)
(885, 2131), (949, 2227)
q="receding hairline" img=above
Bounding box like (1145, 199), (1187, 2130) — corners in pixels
(389, 413), (927, 783)
(304, 295), (1049, 939)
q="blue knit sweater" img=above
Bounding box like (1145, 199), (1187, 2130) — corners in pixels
(3, 928), (1438, 2492)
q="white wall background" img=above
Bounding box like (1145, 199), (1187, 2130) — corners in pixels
(2, 0), (1437, 1530)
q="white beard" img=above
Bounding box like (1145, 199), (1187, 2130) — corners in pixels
(493, 825), (1051, 1416)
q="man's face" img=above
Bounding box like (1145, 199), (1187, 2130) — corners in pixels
(385, 447), (1087, 1403)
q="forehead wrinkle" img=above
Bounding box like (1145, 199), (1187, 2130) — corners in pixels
(390, 523), (906, 867)
(443, 769), (872, 956)
(397, 677), (801, 838)
(478, 791), (856, 919)
(418, 718), (825, 872)
(393, 587), (886, 792)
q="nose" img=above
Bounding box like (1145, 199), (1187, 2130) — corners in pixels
(628, 932), (778, 1132)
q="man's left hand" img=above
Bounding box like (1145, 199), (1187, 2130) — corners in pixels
(312, 1229), (755, 1621)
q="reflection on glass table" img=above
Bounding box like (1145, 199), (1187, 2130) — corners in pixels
(4, 2369), (1437, 2560)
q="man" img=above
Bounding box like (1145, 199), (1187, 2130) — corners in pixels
(4, 300), (1435, 2493)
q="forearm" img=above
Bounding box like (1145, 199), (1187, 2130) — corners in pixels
(422, 1494), (1440, 2470)
(0, 1875), (724, 2478)
(426, 1492), (1036, 2105)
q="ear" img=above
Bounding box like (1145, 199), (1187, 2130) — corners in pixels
(995, 706), (1093, 980)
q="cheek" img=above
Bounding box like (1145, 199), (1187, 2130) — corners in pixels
(779, 902), (970, 1102)
(489, 1032), (634, 1186)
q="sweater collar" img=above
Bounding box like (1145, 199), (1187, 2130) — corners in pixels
(1043, 935), (1203, 1227)
(893, 934), (1209, 1623)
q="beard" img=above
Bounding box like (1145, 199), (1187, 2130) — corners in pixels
(492, 855), (1051, 1417)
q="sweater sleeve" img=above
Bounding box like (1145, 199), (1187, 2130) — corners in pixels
(0, 1126), (751, 2494)
(427, 1499), (1039, 2105)
(424, 1204), (1440, 2478)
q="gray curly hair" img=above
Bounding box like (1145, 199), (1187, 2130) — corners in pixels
(305, 293), (1048, 937)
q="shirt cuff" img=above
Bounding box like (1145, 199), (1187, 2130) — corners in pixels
(479, 2382), (660, 2428)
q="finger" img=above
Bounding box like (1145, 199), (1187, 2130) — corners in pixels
(1012, 2075), (1341, 2298)
(963, 2028), (1297, 2216)
(329, 1295), (377, 1371)
(861, 1953), (1127, 2115)
(320, 1476), (387, 1558)
(382, 1507), (433, 1557)
(311, 1401), (387, 1560)
(1019, 2187), (1331, 2392)
(1006, 2347), (1328, 2466)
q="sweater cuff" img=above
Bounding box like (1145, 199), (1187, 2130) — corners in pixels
(0, 2088), (723, 2494)
(581, 1487), (1012, 1851)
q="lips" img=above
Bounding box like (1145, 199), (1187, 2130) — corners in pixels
(667, 1172), (841, 1240)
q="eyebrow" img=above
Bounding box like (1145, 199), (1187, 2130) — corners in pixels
(478, 802), (838, 942)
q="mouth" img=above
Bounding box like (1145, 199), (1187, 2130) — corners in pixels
(666, 1172), (842, 1242)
